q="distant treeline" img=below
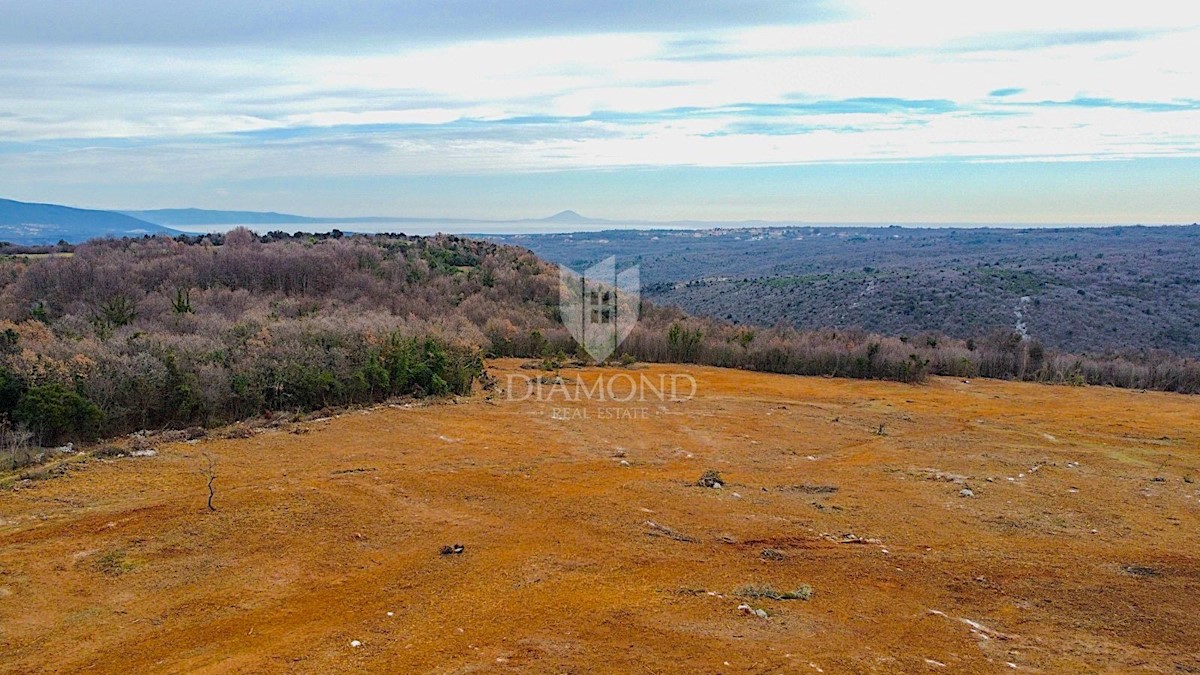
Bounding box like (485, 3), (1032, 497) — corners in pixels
(0, 241), (74, 256)
(619, 313), (1200, 392)
(0, 231), (1197, 455)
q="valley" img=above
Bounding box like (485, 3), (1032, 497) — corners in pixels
(495, 225), (1200, 358)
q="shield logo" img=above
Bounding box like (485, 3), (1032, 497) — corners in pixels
(559, 256), (640, 363)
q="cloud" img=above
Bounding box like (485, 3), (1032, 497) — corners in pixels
(701, 122), (868, 137)
(0, 0), (839, 46)
(4, 0), (1200, 221)
(1027, 97), (1200, 112)
(947, 29), (1166, 53)
(775, 98), (959, 114)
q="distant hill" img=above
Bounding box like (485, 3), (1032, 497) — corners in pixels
(490, 224), (1200, 358)
(0, 198), (180, 245)
(127, 207), (614, 228)
(541, 210), (605, 224)
(121, 208), (334, 227)
(120, 208), (420, 227)
(121, 206), (802, 232)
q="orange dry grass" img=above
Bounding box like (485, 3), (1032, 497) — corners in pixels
(1, 360), (1198, 672)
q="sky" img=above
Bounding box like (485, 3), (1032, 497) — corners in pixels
(1, 0), (1199, 224)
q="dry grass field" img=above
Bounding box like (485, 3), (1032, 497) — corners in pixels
(2, 360), (1199, 673)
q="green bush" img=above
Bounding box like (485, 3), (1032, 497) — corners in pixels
(14, 383), (102, 444)
(0, 368), (26, 418)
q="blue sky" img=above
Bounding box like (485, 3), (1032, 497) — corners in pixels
(1, 0), (1198, 223)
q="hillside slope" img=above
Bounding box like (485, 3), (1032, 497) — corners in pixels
(122, 208), (337, 226)
(1, 361), (1197, 672)
(0, 198), (179, 244)
(493, 225), (1200, 357)
(0, 232), (1197, 457)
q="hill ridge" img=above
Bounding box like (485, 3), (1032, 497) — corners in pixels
(0, 197), (179, 244)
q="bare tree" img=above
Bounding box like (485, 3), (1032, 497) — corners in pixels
(200, 453), (217, 512)
(1, 422), (35, 471)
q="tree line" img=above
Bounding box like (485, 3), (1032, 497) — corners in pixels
(1, 231), (1196, 461)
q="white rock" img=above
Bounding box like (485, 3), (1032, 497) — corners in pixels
(350, 640), (362, 648)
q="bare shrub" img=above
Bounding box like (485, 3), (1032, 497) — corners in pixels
(0, 421), (36, 471)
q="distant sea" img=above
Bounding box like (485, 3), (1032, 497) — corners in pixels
(173, 220), (750, 236)
(172, 220), (1151, 236)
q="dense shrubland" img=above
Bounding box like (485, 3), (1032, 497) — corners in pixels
(0, 232), (512, 453)
(499, 225), (1200, 358)
(1, 230), (1197, 467)
(625, 313), (1200, 392)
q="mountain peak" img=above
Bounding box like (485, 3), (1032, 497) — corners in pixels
(543, 210), (590, 223)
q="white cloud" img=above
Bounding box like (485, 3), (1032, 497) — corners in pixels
(1, 1), (1198, 193)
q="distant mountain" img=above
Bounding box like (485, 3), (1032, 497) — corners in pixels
(127, 207), (615, 228)
(123, 207), (482, 227)
(0, 198), (180, 245)
(121, 208), (334, 227)
(541, 210), (604, 224)
(122, 206), (798, 231)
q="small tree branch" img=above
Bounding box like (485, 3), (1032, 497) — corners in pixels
(201, 453), (217, 512)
